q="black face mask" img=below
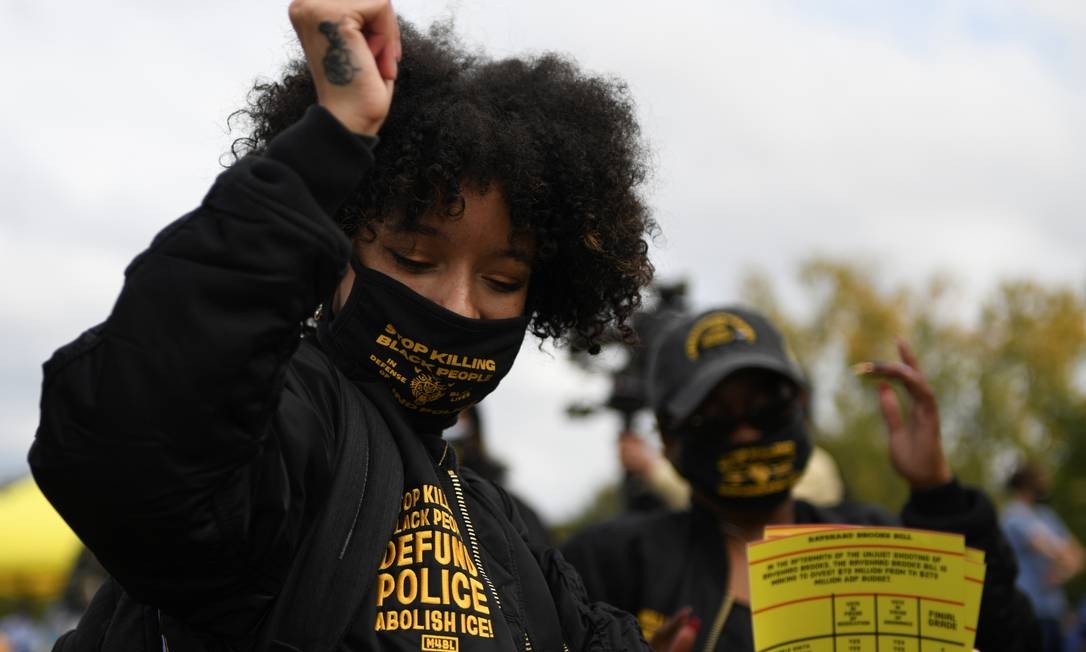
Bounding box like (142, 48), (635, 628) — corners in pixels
(316, 260), (528, 432)
(675, 407), (812, 511)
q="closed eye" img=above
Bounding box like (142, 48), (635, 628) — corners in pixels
(486, 277), (526, 293)
(386, 248), (434, 272)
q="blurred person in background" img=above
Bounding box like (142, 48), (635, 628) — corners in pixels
(1003, 461), (1085, 652)
(562, 305), (1040, 651)
(0, 613), (41, 652)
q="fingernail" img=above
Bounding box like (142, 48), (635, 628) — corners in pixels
(851, 362), (875, 376)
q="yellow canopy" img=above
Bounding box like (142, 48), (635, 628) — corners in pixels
(0, 476), (82, 599)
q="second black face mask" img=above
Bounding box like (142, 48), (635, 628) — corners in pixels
(316, 259), (528, 433)
(676, 410), (812, 511)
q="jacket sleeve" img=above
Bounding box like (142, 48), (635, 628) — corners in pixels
(901, 479), (1042, 651)
(533, 545), (652, 652)
(29, 106), (371, 637)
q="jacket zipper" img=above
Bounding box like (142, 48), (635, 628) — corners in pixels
(701, 591), (735, 652)
(698, 515), (760, 652)
(446, 466), (537, 652)
(701, 533), (737, 652)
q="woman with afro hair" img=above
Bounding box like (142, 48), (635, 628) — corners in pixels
(31, 1), (690, 651)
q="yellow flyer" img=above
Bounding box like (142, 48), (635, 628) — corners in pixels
(963, 548), (986, 649)
(761, 525), (986, 650)
(764, 524), (846, 540)
(748, 527), (969, 652)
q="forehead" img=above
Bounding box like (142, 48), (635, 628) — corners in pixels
(696, 368), (796, 411)
(386, 189), (534, 258)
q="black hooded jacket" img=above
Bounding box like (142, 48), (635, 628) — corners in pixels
(561, 485), (1041, 651)
(29, 106), (644, 652)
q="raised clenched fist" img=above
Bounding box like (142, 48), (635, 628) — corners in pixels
(288, 0), (401, 135)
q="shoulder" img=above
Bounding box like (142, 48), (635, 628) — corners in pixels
(562, 509), (692, 558)
(796, 499), (899, 526)
(282, 337), (364, 431)
(275, 337), (387, 475)
(1001, 500), (1033, 525)
(1037, 505), (1069, 531)
(576, 509), (689, 536)
(288, 336), (344, 395)
(560, 510), (692, 608)
(1036, 504), (1061, 520)
(276, 338), (341, 431)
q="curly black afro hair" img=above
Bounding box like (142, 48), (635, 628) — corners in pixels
(231, 20), (655, 350)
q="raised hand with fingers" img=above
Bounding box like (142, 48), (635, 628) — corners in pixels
(854, 338), (954, 490)
(289, 0), (401, 135)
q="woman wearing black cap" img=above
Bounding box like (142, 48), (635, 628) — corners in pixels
(563, 305), (1041, 652)
(29, 2), (665, 650)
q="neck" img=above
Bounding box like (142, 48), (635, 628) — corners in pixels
(707, 495), (796, 607)
(698, 494), (797, 541)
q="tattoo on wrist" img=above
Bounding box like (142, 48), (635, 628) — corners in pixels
(318, 21), (358, 86)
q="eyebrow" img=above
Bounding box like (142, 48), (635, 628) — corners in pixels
(390, 223), (535, 265)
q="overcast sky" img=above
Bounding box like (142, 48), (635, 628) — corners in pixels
(2, 0), (1085, 521)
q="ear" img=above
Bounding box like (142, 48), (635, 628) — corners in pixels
(799, 386), (813, 424)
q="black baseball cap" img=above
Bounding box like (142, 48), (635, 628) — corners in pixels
(647, 305), (805, 426)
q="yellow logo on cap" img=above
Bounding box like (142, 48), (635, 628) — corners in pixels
(685, 312), (757, 360)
